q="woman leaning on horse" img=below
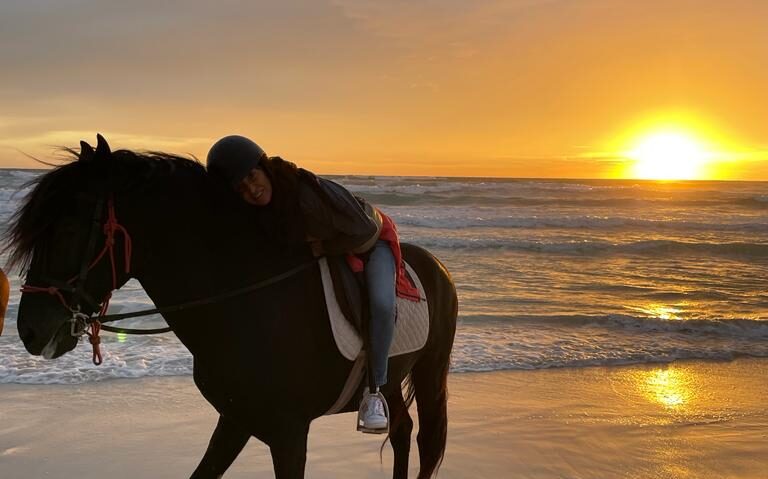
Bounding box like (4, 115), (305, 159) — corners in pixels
(206, 135), (401, 433)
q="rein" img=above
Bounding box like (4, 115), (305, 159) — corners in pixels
(21, 194), (317, 364)
(97, 259), (317, 332)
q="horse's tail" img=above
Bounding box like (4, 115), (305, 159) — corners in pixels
(395, 243), (457, 477)
(411, 248), (458, 479)
(412, 345), (451, 478)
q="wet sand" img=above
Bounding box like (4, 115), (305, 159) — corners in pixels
(1, 358), (767, 478)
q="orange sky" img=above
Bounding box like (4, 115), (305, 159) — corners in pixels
(0, 0), (766, 179)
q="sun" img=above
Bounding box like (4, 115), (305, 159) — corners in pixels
(625, 131), (711, 180)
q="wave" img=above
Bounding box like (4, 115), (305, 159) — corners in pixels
(2, 313), (767, 384)
(0, 334), (193, 385)
(359, 191), (768, 210)
(735, 196), (768, 210)
(449, 314), (768, 372)
(449, 349), (768, 373)
(410, 237), (768, 258)
(339, 176), (747, 194)
(0, 169), (41, 180)
(459, 313), (768, 339)
(393, 213), (768, 233)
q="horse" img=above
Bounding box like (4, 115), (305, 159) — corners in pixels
(4, 135), (458, 479)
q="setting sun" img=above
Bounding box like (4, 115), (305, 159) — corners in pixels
(626, 131), (711, 180)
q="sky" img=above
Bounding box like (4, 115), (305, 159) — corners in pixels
(0, 0), (766, 179)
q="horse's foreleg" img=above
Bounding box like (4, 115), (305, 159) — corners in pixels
(190, 415), (251, 479)
(388, 389), (414, 479)
(268, 422), (310, 479)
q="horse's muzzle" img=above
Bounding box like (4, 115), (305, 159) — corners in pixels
(40, 323), (79, 359)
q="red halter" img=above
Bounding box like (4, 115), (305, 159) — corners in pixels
(21, 194), (133, 365)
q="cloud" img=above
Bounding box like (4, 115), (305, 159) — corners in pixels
(331, 0), (565, 62)
(0, 1), (378, 109)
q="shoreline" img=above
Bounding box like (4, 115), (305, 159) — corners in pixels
(1, 358), (767, 478)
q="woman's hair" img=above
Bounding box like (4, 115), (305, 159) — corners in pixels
(258, 156), (311, 245)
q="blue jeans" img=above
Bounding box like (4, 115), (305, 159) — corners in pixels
(366, 240), (396, 388)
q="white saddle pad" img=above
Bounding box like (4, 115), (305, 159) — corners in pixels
(319, 257), (429, 361)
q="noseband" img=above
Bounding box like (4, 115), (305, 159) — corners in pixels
(21, 194), (133, 365)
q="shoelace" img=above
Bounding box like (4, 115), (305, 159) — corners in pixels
(368, 398), (386, 417)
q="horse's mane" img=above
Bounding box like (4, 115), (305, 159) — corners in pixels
(2, 145), (206, 271)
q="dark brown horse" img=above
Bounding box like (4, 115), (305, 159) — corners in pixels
(4, 136), (458, 478)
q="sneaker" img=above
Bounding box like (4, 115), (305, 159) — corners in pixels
(359, 393), (388, 432)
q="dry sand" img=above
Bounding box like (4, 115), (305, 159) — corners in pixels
(1, 358), (767, 478)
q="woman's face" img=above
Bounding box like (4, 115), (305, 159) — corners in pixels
(236, 167), (273, 206)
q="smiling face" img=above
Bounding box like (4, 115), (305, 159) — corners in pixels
(236, 167), (273, 206)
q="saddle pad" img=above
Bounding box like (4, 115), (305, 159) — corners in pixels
(319, 257), (429, 361)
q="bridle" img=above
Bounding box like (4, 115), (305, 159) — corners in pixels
(21, 193), (133, 365)
(20, 193), (317, 365)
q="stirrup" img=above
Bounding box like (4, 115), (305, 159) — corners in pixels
(356, 389), (390, 434)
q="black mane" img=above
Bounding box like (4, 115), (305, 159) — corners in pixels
(2, 147), (206, 271)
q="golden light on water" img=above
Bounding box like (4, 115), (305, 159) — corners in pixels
(640, 368), (695, 409)
(628, 303), (685, 321)
(626, 131), (711, 180)
(643, 304), (682, 321)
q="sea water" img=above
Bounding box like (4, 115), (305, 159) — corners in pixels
(1, 169), (766, 383)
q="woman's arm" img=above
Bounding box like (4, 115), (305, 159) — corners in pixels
(299, 178), (381, 256)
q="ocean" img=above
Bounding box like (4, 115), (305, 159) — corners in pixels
(0, 169), (766, 384)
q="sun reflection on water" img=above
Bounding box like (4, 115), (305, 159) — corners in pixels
(629, 303), (685, 320)
(640, 368), (693, 409)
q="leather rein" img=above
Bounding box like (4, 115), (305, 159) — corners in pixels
(20, 193), (317, 365)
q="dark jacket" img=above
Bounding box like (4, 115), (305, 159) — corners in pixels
(298, 176), (382, 256)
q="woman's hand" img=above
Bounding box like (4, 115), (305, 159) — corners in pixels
(310, 240), (325, 257)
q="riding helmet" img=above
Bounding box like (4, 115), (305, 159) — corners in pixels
(206, 135), (268, 186)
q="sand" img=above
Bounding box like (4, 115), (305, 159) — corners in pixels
(1, 358), (767, 478)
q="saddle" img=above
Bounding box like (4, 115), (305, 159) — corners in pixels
(319, 252), (429, 415)
(321, 254), (429, 361)
(326, 254), (365, 334)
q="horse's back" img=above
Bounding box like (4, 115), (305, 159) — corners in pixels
(400, 243), (458, 352)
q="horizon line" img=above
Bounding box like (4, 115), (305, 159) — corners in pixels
(1, 166), (765, 182)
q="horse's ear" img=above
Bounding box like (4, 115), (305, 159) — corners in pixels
(95, 133), (111, 158)
(79, 140), (95, 161)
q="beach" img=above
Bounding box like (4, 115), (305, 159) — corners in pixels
(2, 358), (766, 478)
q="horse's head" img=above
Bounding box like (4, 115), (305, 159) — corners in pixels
(6, 135), (134, 358)
(5, 135), (300, 360)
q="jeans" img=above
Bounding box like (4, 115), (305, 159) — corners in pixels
(366, 240), (396, 388)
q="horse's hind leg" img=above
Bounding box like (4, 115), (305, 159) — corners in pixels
(190, 415), (251, 479)
(388, 388), (414, 479)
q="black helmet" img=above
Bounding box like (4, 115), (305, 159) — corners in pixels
(206, 135), (268, 186)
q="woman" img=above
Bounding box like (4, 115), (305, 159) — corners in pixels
(206, 135), (409, 433)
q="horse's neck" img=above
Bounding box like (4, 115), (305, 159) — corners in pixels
(121, 187), (305, 352)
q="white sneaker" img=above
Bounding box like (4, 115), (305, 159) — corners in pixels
(359, 392), (388, 432)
